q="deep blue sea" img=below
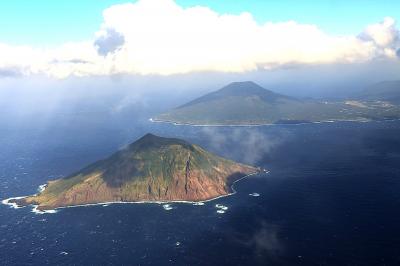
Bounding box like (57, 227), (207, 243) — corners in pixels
(1, 116), (400, 265)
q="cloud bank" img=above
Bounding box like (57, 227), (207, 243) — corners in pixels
(0, 0), (399, 78)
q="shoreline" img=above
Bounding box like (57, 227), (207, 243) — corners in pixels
(1, 171), (266, 214)
(148, 117), (392, 127)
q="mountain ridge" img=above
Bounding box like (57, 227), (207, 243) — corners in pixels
(178, 81), (295, 109)
(10, 134), (257, 210)
(154, 81), (400, 125)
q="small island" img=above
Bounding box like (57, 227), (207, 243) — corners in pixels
(6, 134), (257, 211)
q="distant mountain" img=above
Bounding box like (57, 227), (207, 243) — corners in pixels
(12, 134), (256, 210)
(178, 81), (294, 108)
(154, 81), (400, 125)
(357, 81), (400, 104)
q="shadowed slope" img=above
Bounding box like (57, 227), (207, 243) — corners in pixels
(14, 134), (257, 210)
(155, 81), (400, 125)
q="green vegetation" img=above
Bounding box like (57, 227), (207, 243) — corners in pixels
(155, 81), (400, 125)
(20, 134), (256, 209)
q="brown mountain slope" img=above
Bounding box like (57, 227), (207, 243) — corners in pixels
(12, 134), (257, 210)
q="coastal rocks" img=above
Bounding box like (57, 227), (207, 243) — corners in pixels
(8, 134), (256, 211)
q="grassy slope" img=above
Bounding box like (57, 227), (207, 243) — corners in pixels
(156, 95), (400, 125)
(23, 134), (256, 208)
(156, 79), (400, 126)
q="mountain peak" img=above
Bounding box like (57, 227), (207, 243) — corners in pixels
(223, 81), (264, 90)
(155, 80), (400, 126)
(130, 133), (193, 151)
(176, 81), (286, 110)
(139, 133), (159, 140)
(225, 81), (262, 87)
(14, 134), (256, 210)
(219, 81), (271, 95)
(133, 133), (163, 147)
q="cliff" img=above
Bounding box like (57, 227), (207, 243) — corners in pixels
(13, 134), (257, 210)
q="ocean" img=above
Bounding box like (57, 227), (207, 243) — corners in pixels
(1, 116), (400, 265)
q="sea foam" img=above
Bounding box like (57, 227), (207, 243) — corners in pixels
(215, 204), (228, 213)
(1, 197), (27, 209)
(31, 205), (58, 215)
(163, 204), (174, 211)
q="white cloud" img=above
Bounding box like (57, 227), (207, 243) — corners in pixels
(0, 0), (399, 78)
(361, 17), (399, 47)
(359, 17), (400, 58)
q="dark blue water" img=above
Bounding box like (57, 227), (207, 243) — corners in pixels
(1, 117), (400, 265)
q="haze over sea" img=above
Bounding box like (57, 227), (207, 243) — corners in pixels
(1, 0), (400, 265)
(1, 109), (399, 265)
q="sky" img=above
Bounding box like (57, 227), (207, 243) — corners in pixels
(1, 0), (399, 46)
(0, 0), (400, 46)
(0, 0), (399, 79)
